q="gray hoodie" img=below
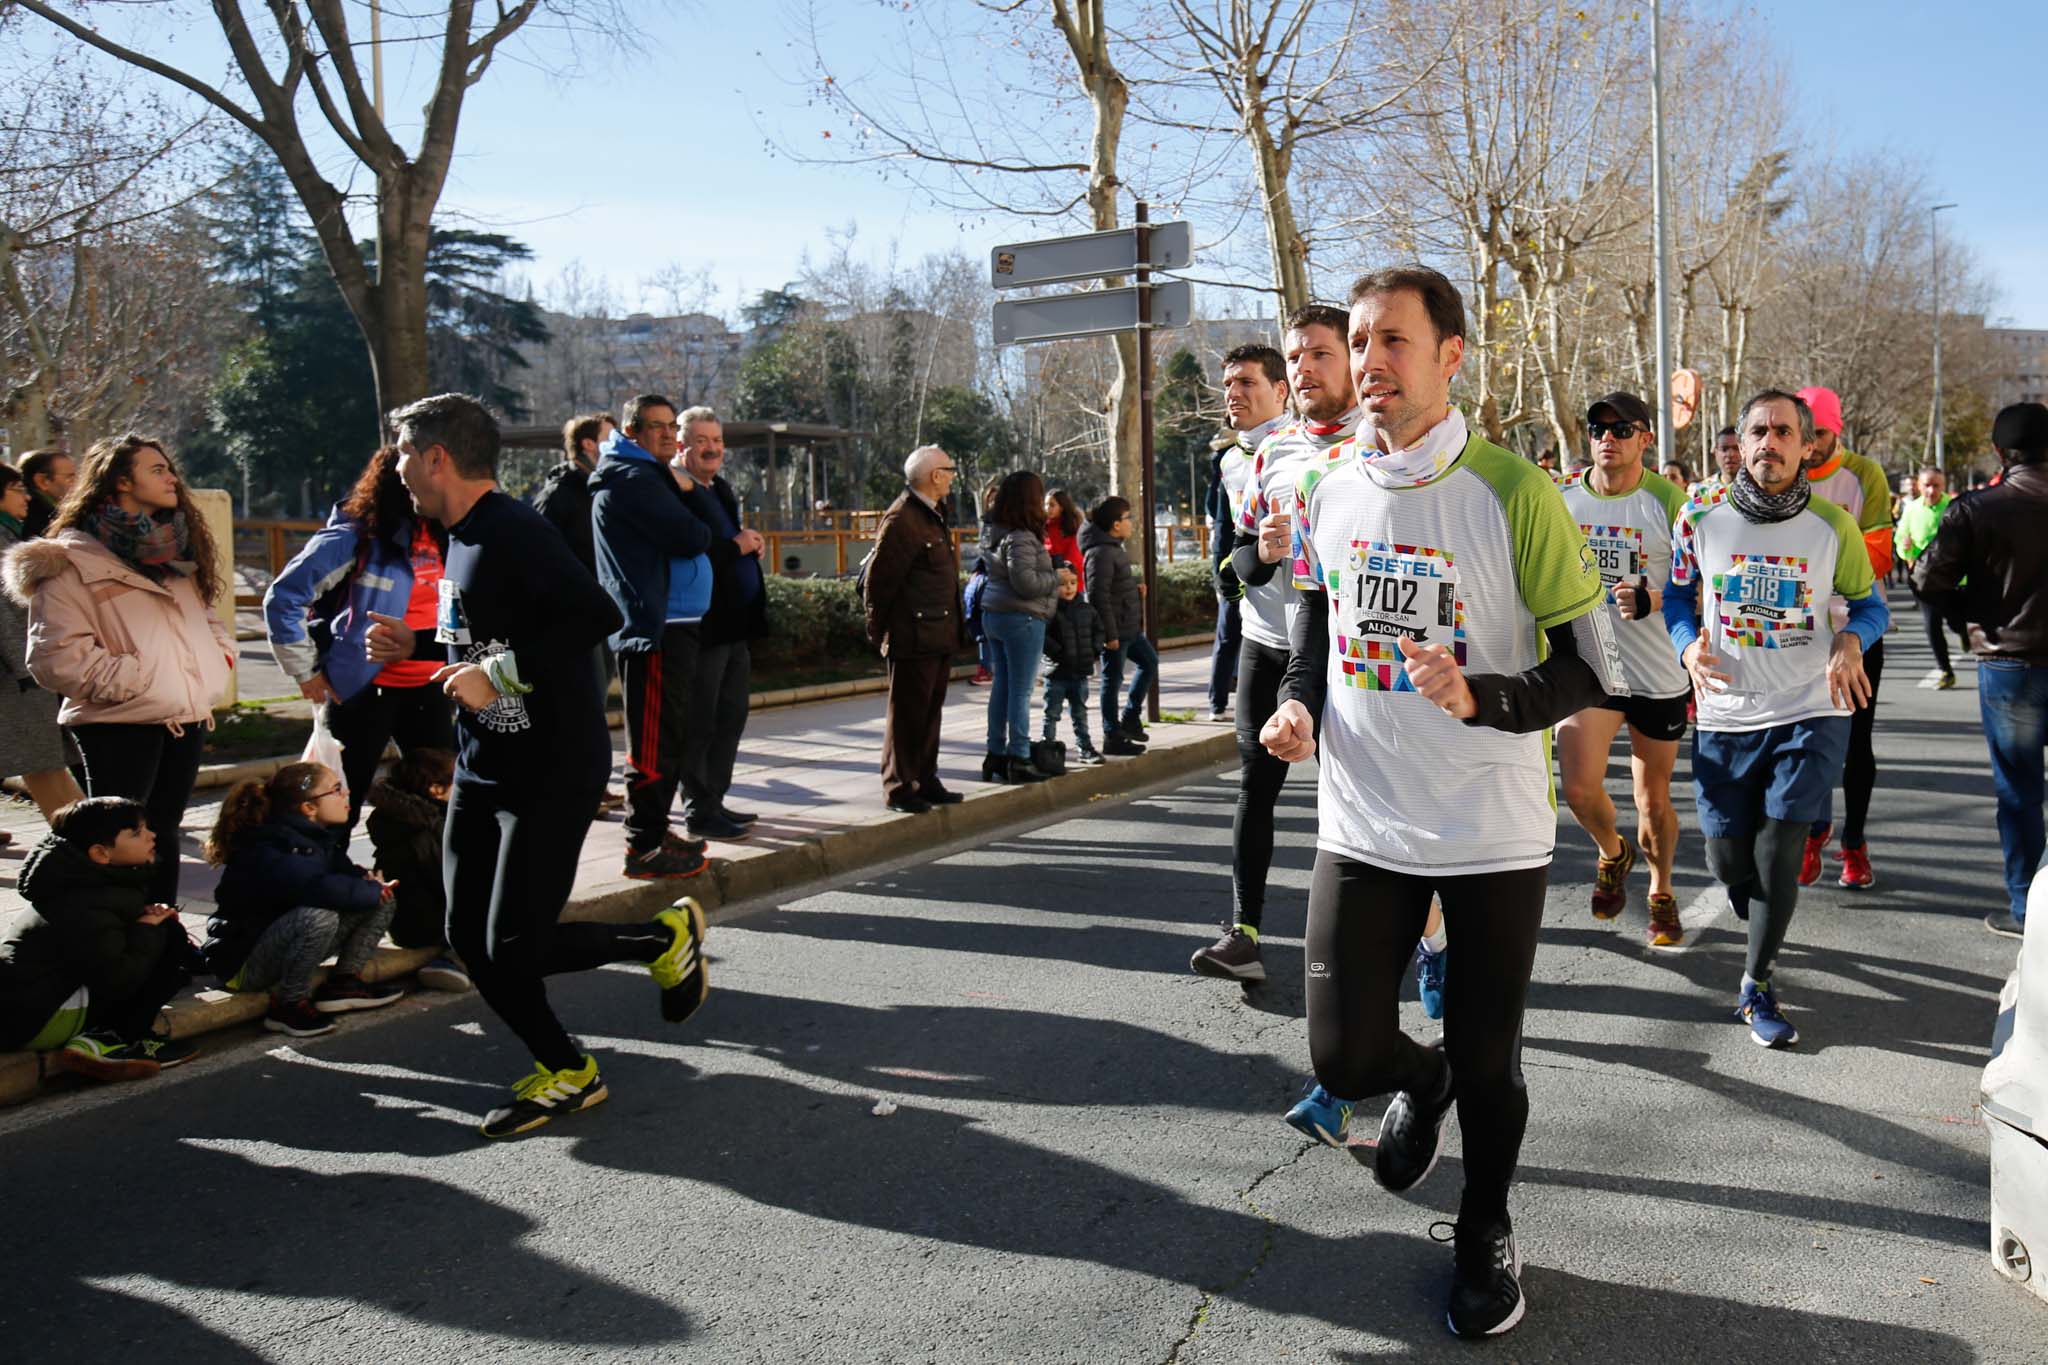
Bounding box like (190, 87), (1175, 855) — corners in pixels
(980, 521), (1059, 620)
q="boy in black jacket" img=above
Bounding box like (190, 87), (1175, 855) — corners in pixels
(1041, 568), (1107, 765)
(0, 798), (197, 1080)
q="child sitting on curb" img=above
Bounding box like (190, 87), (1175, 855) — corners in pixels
(0, 797), (198, 1080)
(366, 748), (470, 992)
(1041, 567), (1106, 766)
(202, 761), (402, 1038)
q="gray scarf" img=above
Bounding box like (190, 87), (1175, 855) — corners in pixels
(1727, 467), (1811, 524)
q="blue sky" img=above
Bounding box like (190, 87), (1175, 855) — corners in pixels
(23, 1), (2047, 326)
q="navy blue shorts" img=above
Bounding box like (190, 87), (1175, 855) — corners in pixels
(1692, 716), (1851, 839)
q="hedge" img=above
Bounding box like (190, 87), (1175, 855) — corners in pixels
(756, 556), (1220, 670)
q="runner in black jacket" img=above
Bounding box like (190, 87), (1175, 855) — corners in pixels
(368, 394), (712, 1140)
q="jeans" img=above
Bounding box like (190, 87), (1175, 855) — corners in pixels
(982, 609), (1046, 759)
(1041, 673), (1093, 749)
(1208, 593), (1241, 712)
(1981, 659), (2048, 921)
(1100, 634), (1159, 736)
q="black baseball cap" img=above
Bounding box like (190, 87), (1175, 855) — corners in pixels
(1586, 392), (1655, 431)
(1992, 401), (2048, 454)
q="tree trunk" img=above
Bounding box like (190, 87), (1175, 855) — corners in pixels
(371, 175), (435, 422)
(1057, 0), (1142, 569)
(1245, 104), (1308, 326)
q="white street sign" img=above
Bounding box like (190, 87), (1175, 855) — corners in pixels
(990, 222), (1192, 290)
(992, 281), (1193, 346)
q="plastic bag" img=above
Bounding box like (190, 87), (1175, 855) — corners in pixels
(301, 704), (346, 775)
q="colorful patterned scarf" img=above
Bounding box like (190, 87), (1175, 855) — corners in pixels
(1726, 467), (1811, 525)
(1358, 408), (1469, 490)
(89, 502), (195, 582)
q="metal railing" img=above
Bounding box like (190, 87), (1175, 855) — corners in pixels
(234, 518), (1217, 589)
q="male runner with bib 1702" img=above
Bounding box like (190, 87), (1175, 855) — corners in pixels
(1260, 267), (1625, 1340)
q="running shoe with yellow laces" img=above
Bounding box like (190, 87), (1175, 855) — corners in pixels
(651, 898), (711, 1023)
(480, 1054), (608, 1139)
(1645, 893), (1684, 948)
(1590, 839), (1636, 919)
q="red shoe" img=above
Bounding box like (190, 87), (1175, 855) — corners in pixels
(1797, 824), (1830, 887)
(1839, 844), (1876, 889)
(971, 666), (993, 686)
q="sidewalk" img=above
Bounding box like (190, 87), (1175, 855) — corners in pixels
(0, 637), (1241, 1104)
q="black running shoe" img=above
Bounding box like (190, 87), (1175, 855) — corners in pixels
(311, 973), (404, 1013)
(1372, 1047), (1454, 1192)
(1439, 1214), (1525, 1338)
(116, 1034), (199, 1069)
(650, 898), (710, 1024)
(479, 1054), (608, 1140)
(625, 842), (709, 880)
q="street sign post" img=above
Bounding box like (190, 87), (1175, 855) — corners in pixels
(989, 205), (1191, 720)
(991, 280), (1192, 345)
(990, 221), (1191, 290)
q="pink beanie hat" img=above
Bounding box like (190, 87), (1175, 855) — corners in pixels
(1796, 385), (1843, 435)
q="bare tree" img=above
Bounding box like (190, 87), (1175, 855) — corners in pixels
(1142, 0), (1432, 324)
(788, 0), (1152, 557)
(0, 52), (219, 449)
(16, 0), (628, 425)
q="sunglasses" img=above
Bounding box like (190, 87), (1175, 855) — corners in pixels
(1589, 421), (1645, 439)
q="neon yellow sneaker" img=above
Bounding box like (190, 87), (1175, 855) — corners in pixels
(479, 1054), (607, 1139)
(651, 898), (710, 1024)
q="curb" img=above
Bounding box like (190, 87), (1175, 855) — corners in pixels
(0, 728), (1235, 1109)
(0, 945), (440, 1108)
(107, 632), (1227, 793)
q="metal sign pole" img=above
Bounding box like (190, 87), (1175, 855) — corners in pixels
(1136, 201), (1160, 722)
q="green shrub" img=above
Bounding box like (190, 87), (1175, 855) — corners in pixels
(1150, 558), (1219, 636)
(759, 574), (873, 671)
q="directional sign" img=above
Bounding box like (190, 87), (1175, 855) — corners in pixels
(992, 281), (1193, 346)
(990, 222), (1192, 290)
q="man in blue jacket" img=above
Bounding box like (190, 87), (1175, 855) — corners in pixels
(591, 394), (714, 880)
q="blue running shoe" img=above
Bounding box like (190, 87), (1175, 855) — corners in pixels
(1416, 943), (1447, 1021)
(1284, 1081), (1355, 1147)
(1736, 982), (1798, 1048)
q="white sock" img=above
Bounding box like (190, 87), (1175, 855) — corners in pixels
(1422, 924), (1447, 955)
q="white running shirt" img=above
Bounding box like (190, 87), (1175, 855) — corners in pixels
(1557, 467), (1691, 700)
(1235, 409), (1361, 650)
(1292, 428), (1604, 875)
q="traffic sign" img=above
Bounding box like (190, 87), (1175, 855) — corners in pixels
(990, 222), (1192, 290)
(992, 281), (1193, 346)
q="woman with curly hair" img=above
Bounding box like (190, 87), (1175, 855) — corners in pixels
(263, 445), (454, 829)
(3, 434), (236, 901)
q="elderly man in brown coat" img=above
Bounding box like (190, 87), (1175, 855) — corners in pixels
(864, 446), (966, 813)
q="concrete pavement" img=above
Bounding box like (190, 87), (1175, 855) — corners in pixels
(0, 592), (2040, 1360)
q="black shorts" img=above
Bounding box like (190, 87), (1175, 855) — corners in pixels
(1595, 690), (1690, 742)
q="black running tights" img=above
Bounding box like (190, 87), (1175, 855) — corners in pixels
(1304, 852), (1547, 1223)
(1232, 637), (1306, 930)
(1706, 817), (1808, 984)
(1839, 638), (1883, 849)
(445, 782), (670, 1073)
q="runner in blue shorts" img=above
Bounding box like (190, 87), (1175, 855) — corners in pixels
(1664, 389), (1887, 1048)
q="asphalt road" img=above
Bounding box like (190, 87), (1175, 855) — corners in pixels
(2, 615), (2041, 1363)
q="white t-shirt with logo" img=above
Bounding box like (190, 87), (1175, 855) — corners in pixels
(1669, 491), (1876, 732)
(1234, 410), (1361, 650)
(1292, 430), (1604, 875)
(1557, 468), (1691, 700)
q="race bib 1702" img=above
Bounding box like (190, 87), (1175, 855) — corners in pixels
(1333, 540), (1465, 691)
